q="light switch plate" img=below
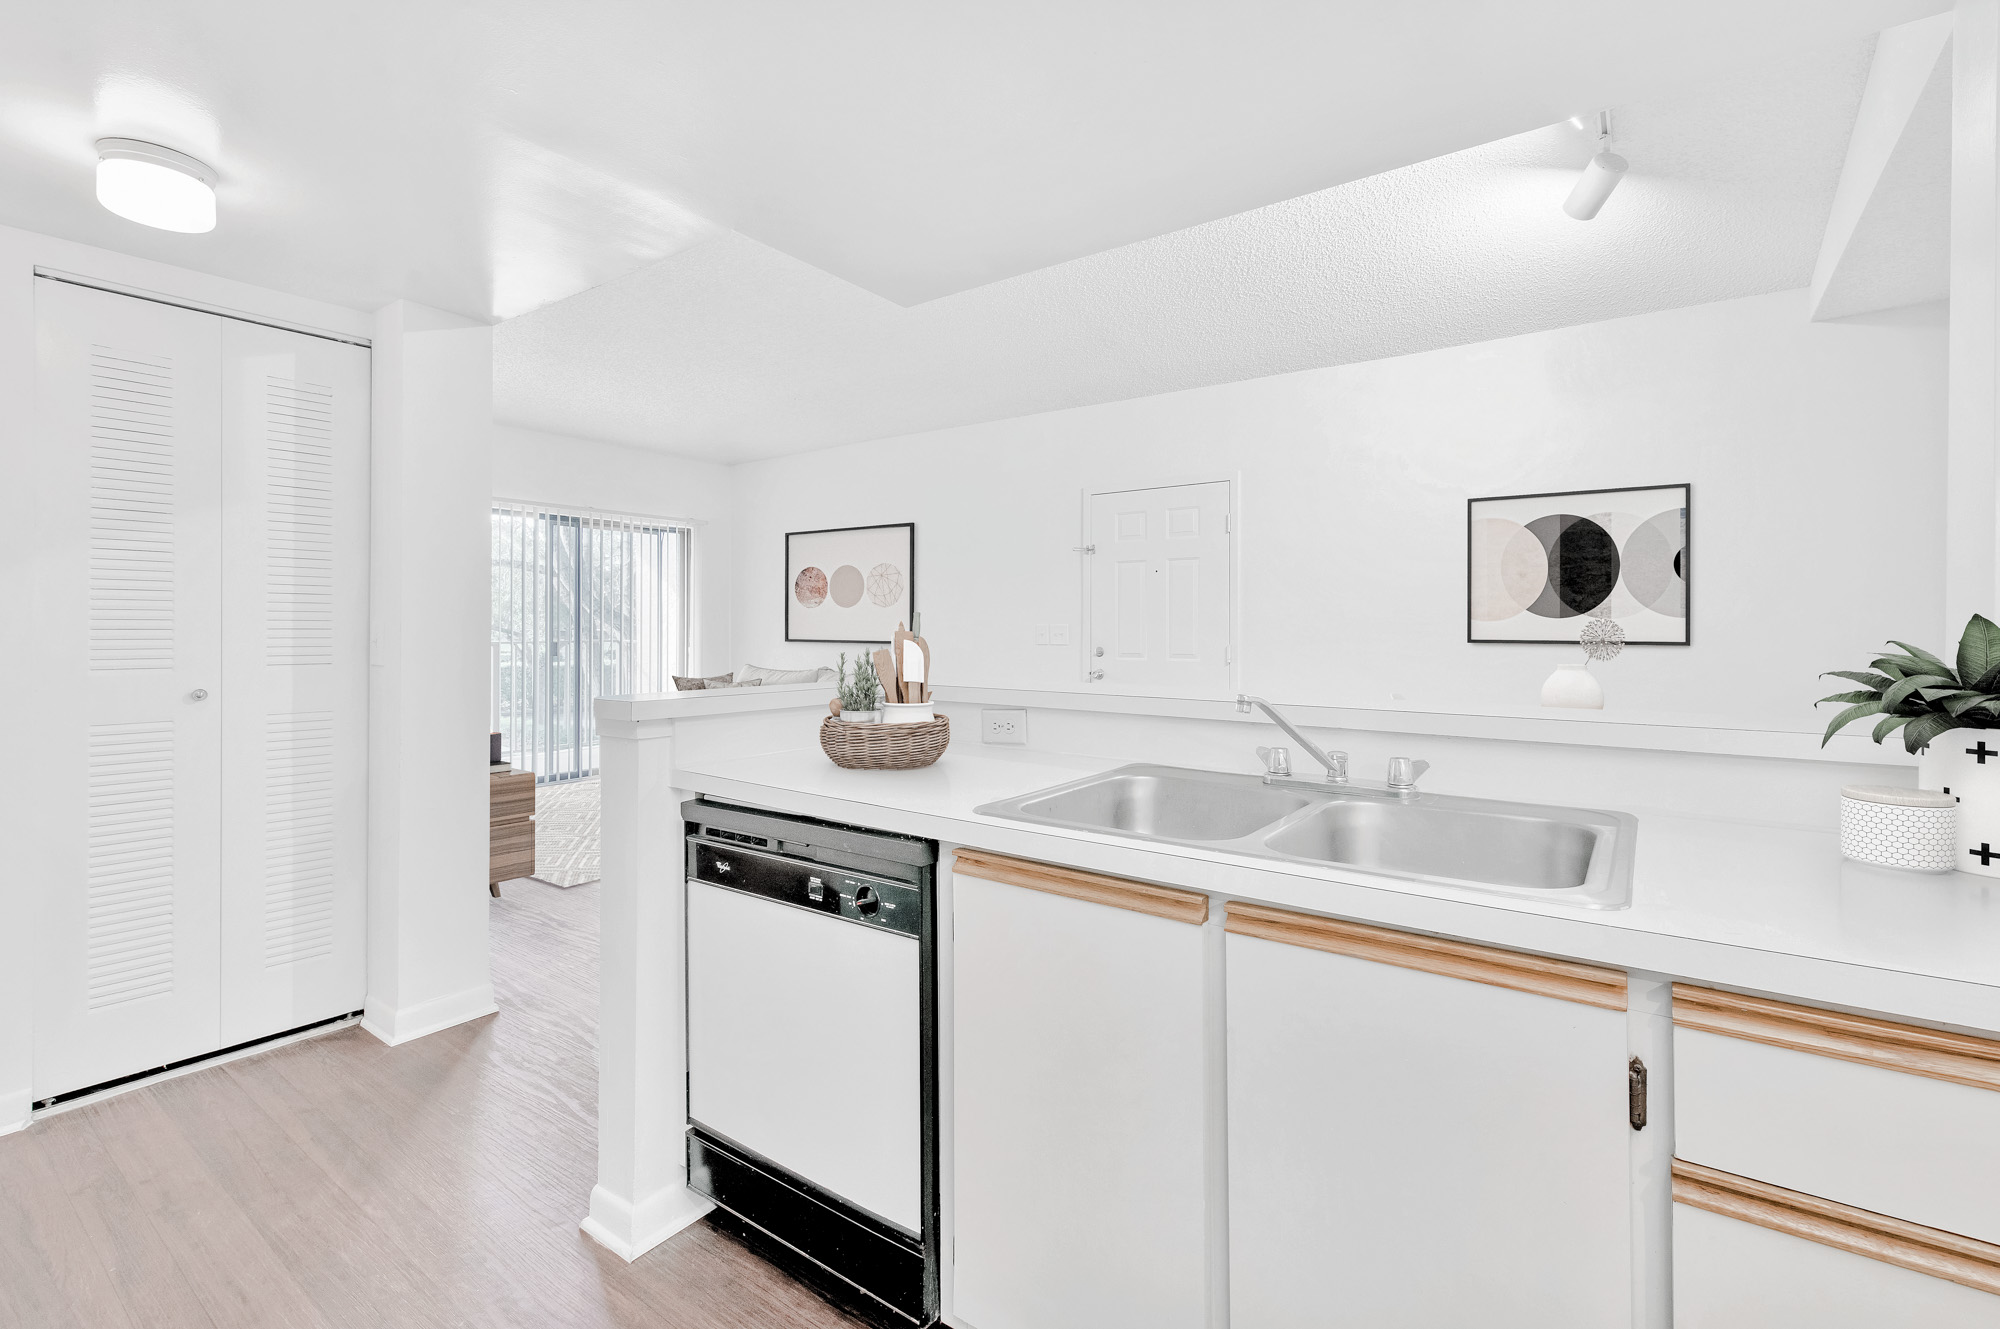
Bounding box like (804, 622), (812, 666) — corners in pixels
(1034, 625), (1051, 644)
(1051, 624), (1071, 645)
(982, 708), (1029, 745)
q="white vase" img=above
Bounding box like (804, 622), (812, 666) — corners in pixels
(881, 701), (935, 724)
(1916, 733), (2000, 877)
(838, 709), (881, 724)
(1540, 661), (1604, 710)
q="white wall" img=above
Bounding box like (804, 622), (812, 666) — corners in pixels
(728, 289), (1947, 731)
(0, 223), (373, 1132)
(492, 424), (734, 677)
(366, 301), (498, 1046)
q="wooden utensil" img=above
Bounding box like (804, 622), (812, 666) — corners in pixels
(873, 647), (899, 704)
(912, 636), (931, 703)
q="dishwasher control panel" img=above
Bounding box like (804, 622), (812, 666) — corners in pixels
(688, 839), (922, 938)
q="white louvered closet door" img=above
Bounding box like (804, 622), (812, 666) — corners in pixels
(32, 280), (225, 1098)
(217, 322), (368, 1046)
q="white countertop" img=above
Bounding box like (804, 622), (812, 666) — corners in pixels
(676, 740), (2000, 1034)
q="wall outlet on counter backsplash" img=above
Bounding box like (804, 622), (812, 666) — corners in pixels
(982, 708), (1029, 745)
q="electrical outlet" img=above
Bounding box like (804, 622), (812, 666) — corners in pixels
(1051, 624), (1071, 645)
(982, 708), (1029, 745)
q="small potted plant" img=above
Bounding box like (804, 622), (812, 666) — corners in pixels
(1819, 613), (2000, 877)
(833, 652), (883, 723)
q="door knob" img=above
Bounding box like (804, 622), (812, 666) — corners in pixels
(1087, 670), (1105, 682)
(188, 688), (209, 702)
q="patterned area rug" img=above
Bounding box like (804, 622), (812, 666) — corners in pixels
(532, 776), (600, 888)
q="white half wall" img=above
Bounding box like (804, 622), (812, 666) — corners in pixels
(367, 301), (497, 1045)
(492, 424), (734, 677)
(727, 288), (1947, 731)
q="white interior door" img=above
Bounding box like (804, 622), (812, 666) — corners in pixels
(217, 321), (369, 1045)
(1086, 481), (1231, 695)
(32, 280), (224, 1098)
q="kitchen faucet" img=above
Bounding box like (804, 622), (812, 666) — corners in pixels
(1236, 695), (1430, 797)
(1236, 695), (1348, 783)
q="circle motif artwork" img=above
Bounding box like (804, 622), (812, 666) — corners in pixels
(794, 567), (827, 607)
(1466, 487), (1688, 644)
(867, 562), (904, 607)
(829, 564), (865, 608)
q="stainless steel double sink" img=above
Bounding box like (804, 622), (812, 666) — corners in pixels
(974, 764), (1635, 909)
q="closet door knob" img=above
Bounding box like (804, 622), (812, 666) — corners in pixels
(189, 688), (209, 702)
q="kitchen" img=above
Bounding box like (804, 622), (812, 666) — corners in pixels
(2, 4), (1996, 1328)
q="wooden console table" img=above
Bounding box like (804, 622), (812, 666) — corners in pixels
(490, 767), (536, 895)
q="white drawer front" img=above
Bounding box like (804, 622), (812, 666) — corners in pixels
(1676, 1026), (2000, 1244)
(1674, 1205), (2000, 1328)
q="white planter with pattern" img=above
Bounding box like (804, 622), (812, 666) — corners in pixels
(1916, 732), (2000, 877)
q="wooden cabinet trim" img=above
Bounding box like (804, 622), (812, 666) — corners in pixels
(1673, 1159), (2000, 1297)
(1223, 902), (1626, 1011)
(1672, 984), (2000, 1093)
(952, 849), (1209, 925)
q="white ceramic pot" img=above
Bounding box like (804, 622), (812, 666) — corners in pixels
(881, 701), (935, 724)
(1916, 731), (2000, 877)
(838, 709), (881, 724)
(1539, 661), (1604, 710)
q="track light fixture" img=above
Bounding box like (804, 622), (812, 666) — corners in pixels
(1563, 111), (1627, 221)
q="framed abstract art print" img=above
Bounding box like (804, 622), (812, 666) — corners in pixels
(1468, 484), (1688, 644)
(785, 522), (915, 644)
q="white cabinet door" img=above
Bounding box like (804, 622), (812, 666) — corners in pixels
(1227, 911), (1633, 1329)
(31, 280), (225, 1098)
(217, 321), (369, 1044)
(1675, 1202), (2000, 1328)
(951, 854), (1208, 1329)
(1087, 481), (1230, 696)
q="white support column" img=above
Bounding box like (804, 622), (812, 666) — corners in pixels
(1952, 0), (2000, 637)
(364, 300), (499, 1044)
(584, 708), (713, 1260)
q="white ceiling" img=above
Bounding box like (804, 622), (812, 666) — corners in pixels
(495, 37), (1885, 464)
(0, 0), (1942, 319)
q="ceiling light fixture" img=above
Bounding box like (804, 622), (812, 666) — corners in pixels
(95, 138), (217, 233)
(1563, 111), (1627, 221)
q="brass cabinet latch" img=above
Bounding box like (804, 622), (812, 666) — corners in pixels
(1628, 1056), (1648, 1131)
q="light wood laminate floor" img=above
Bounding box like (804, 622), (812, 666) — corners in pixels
(0, 879), (870, 1328)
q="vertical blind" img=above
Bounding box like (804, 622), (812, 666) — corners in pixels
(491, 502), (691, 783)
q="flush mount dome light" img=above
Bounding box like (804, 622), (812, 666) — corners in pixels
(95, 138), (217, 233)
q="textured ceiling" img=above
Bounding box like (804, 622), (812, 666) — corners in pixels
(0, 1), (1937, 318)
(1816, 36), (1951, 319)
(495, 39), (1879, 463)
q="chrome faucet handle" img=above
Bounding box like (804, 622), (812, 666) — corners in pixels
(1257, 745), (1292, 777)
(1386, 757), (1430, 790)
(1327, 750), (1350, 783)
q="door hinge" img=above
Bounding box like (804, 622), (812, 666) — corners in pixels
(1628, 1056), (1648, 1131)
(1073, 543), (1096, 554)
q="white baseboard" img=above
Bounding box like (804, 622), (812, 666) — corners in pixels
(0, 1087), (31, 1136)
(581, 1182), (714, 1262)
(362, 984), (498, 1047)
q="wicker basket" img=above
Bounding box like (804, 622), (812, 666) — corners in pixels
(820, 715), (951, 770)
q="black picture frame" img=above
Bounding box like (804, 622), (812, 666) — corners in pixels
(1466, 483), (1690, 645)
(784, 522), (917, 644)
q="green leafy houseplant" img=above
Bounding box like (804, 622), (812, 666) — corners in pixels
(1819, 614), (2000, 754)
(836, 651), (882, 714)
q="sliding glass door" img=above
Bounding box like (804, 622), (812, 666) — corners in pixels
(491, 503), (690, 782)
